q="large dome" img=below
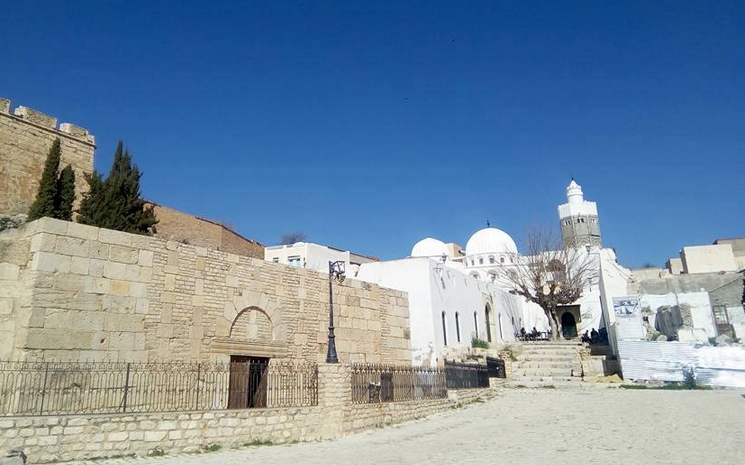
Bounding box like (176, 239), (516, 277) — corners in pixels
(465, 228), (518, 256)
(411, 237), (449, 258)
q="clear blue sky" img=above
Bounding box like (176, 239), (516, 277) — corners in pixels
(3, 1), (744, 267)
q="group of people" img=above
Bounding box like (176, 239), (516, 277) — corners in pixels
(580, 327), (608, 345)
(518, 326), (550, 341)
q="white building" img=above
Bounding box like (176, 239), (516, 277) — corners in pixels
(264, 242), (377, 275)
(356, 236), (526, 367)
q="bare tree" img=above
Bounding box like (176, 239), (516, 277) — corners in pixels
(279, 232), (307, 245)
(502, 227), (594, 340)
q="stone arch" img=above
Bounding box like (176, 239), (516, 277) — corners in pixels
(230, 307), (274, 343)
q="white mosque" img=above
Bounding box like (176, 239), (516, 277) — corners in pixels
(356, 179), (631, 366)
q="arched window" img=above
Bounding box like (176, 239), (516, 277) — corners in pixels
(455, 312), (461, 343)
(500, 256), (505, 264)
(498, 313), (504, 340)
(479, 257), (484, 265)
(441, 311), (448, 346)
(470, 259), (474, 266)
(489, 255), (495, 264)
(473, 311), (479, 337)
(485, 304), (492, 342)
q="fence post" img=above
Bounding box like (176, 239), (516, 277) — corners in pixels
(38, 362), (49, 415)
(195, 363), (201, 410)
(122, 363), (131, 413)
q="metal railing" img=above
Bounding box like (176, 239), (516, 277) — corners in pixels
(351, 364), (447, 404)
(0, 360), (317, 416)
(444, 361), (490, 389)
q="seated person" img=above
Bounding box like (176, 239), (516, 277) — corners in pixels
(581, 330), (591, 344)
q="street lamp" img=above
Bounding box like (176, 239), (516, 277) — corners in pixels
(326, 260), (346, 363)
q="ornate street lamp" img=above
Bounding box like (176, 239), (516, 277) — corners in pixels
(326, 260), (346, 363)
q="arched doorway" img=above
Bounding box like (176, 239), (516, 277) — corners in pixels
(561, 312), (578, 339)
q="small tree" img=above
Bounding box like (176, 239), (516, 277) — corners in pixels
(55, 165), (76, 221)
(77, 140), (157, 234)
(502, 227), (594, 340)
(279, 232), (307, 245)
(27, 138), (77, 222)
(27, 139), (62, 221)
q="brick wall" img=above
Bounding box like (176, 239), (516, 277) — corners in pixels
(0, 98), (95, 217)
(151, 205), (264, 259)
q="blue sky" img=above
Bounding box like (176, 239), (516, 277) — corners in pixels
(3, 1), (743, 267)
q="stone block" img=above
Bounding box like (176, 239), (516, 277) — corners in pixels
(89, 242), (110, 260)
(55, 235), (89, 257)
(31, 251), (71, 273)
(110, 280), (131, 297)
(99, 228), (133, 247)
(109, 245), (138, 264)
(0, 97), (9, 113)
(35, 217), (69, 234)
(30, 232), (57, 253)
(0, 298), (13, 315)
(70, 256), (90, 275)
(0, 263), (20, 280)
(103, 262), (128, 280)
(138, 250), (154, 267)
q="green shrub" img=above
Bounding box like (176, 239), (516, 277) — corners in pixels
(471, 337), (489, 349)
(148, 446), (166, 457)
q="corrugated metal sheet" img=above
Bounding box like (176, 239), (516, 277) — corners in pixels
(618, 340), (745, 388)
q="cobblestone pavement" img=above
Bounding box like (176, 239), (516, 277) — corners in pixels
(72, 388), (745, 465)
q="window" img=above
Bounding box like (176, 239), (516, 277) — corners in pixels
(473, 311), (479, 336)
(441, 311), (448, 346)
(479, 257), (484, 265)
(500, 256), (505, 264)
(287, 255), (302, 267)
(713, 306), (729, 325)
(271, 257), (279, 263)
(470, 259), (474, 266)
(455, 312), (461, 343)
(485, 305), (492, 342)
(489, 255), (495, 264)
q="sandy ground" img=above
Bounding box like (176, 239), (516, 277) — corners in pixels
(71, 387), (745, 465)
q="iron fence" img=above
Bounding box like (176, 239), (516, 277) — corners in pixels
(351, 364), (447, 404)
(444, 361), (489, 389)
(0, 360), (317, 416)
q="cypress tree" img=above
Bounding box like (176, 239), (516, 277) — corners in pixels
(77, 140), (158, 234)
(27, 138), (62, 221)
(55, 165), (76, 221)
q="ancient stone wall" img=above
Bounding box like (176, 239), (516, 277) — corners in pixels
(0, 218), (410, 365)
(0, 361), (493, 464)
(151, 205), (264, 259)
(0, 98), (95, 216)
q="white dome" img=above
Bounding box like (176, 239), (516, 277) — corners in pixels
(411, 237), (449, 258)
(465, 228), (518, 256)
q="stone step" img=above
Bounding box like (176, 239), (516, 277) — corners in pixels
(511, 370), (575, 378)
(513, 362), (575, 369)
(504, 380), (586, 389)
(509, 376), (582, 383)
(517, 356), (578, 363)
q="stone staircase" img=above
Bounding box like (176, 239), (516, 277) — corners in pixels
(505, 341), (585, 388)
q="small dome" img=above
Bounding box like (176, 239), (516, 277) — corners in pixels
(411, 237), (449, 258)
(465, 228), (518, 257)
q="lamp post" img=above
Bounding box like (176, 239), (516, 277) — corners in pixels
(326, 260), (346, 363)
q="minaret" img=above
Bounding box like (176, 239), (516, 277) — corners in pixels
(557, 179), (601, 248)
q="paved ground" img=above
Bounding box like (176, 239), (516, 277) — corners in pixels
(75, 387), (745, 465)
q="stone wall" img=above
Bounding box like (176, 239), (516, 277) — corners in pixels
(0, 363), (495, 464)
(0, 218), (411, 364)
(151, 205), (264, 259)
(0, 98), (95, 217)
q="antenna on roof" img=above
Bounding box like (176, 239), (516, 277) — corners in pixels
(486, 219), (490, 228)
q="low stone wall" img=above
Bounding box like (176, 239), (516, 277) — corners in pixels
(0, 364), (496, 464)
